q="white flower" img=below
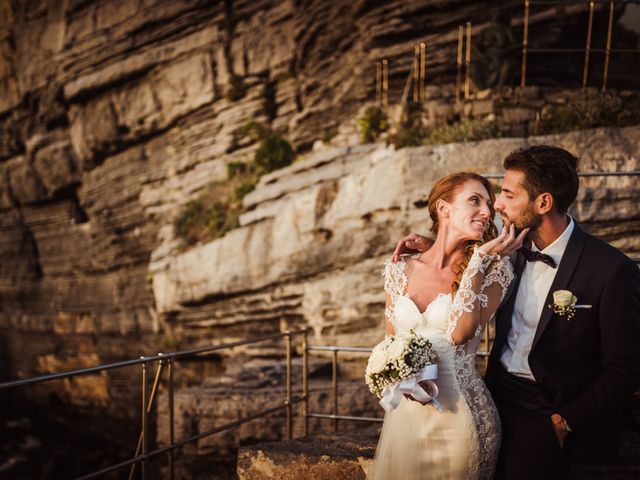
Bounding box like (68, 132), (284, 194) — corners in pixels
(553, 290), (577, 307)
(550, 289), (578, 320)
(386, 336), (407, 361)
(367, 345), (388, 374)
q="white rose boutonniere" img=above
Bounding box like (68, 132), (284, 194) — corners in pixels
(549, 289), (577, 320)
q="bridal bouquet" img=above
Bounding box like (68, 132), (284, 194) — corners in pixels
(365, 333), (440, 412)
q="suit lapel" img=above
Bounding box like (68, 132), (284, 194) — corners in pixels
(531, 223), (588, 350)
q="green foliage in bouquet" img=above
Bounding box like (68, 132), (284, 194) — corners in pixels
(365, 334), (438, 399)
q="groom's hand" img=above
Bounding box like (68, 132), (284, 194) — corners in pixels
(550, 413), (570, 448)
(392, 233), (433, 262)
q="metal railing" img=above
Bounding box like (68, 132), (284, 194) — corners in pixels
(375, 0), (640, 108)
(520, 0), (640, 90)
(4, 284), (640, 479)
(304, 345), (382, 433)
(480, 170), (640, 179)
(0, 329), (310, 480)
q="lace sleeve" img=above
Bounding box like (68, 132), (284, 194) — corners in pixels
(481, 256), (515, 304)
(446, 248), (500, 345)
(382, 258), (408, 320)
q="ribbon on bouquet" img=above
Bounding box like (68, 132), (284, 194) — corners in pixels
(379, 364), (441, 413)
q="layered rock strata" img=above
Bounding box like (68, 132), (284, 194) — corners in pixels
(0, 0), (638, 458)
(154, 127), (640, 354)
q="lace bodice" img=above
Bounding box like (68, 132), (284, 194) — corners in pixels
(383, 250), (513, 343)
(381, 249), (514, 480)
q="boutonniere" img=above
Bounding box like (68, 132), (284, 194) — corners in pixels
(549, 290), (577, 320)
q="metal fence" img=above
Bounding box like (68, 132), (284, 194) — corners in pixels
(376, 0), (640, 107)
(0, 329), (308, 480)
(521, 0), (640, 90)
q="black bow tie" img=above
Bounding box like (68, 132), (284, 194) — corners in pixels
(519, 248), (557, 269)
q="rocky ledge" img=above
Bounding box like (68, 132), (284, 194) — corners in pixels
(237, 426), (379, 480)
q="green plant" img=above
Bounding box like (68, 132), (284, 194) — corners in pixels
(174, 198), (209, 246)
(538, 92), (640, 135)
(424, 118), (501, 145)
(226, 161), (248, 179)
(226, 74), (249, 102)
(244, 122), (295, 174)
(389, 126), (424, 149)
(357, 106), (388, 143)
(233, 177), (258, 201)
(174, 183), (242, 246)
(205, 200), (240, 237)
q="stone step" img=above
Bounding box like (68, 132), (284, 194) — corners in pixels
(236, 426), (379, 480)
(237, 421), (640, 480)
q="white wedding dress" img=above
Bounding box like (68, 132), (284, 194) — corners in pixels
(369, 250), (514, 480)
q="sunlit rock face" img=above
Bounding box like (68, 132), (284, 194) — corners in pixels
(0, 0), (638, 451)
(152, 127), (640, 351)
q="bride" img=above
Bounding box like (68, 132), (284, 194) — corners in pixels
(369, 172), (527, 480)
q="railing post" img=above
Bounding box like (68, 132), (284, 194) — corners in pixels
(168, 357), (175, 480)
(382, 59), (388, 109)
(582, 1), (595, 89)
(602, 0), (615, 91)
(285, 331), (293, 440)
(464, 22), (471, 99)
(376, 61), (382, 107)
(413, 44), (419, 102)
(332, 349), (338, 432)
(521, 0), (530, 88)
(456, 25), (463, 106)
(302, 328), (309, 437)
(419, 42), (426, 101)
(141, 358), (148, 480)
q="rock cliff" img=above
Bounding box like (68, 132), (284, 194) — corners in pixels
(0, 0), (638, 460)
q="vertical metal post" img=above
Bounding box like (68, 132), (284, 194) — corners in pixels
(456, 26), (463, 106)
(141, 359), (148, 480)
(376, 62), (382, 107)
(285, 332), (293, 440)
(302, 329), (309, 437)
(168, 357), (175, 480)
(382, 59), (389, 109)
(130, 359), (164, 480)
(419, 42), (426, 101)
(521, 0), (530, 88)
(465, 22), (471, 99)
(582, 1), (595, 89)
(332, 349), (338, 432)
(602, 0), (615, 91)
(413, 45), (420, 102)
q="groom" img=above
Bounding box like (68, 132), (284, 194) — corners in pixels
(393, 145), (640, 479)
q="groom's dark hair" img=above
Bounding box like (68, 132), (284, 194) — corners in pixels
(503, 145), (579, 214)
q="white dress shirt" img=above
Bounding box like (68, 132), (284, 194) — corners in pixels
(500, 217), (575, 380)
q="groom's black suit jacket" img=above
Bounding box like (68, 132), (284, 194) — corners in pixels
(486, 222), (640, 458)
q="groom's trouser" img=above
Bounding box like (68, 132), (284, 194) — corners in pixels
(492, 366), (570, 480)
